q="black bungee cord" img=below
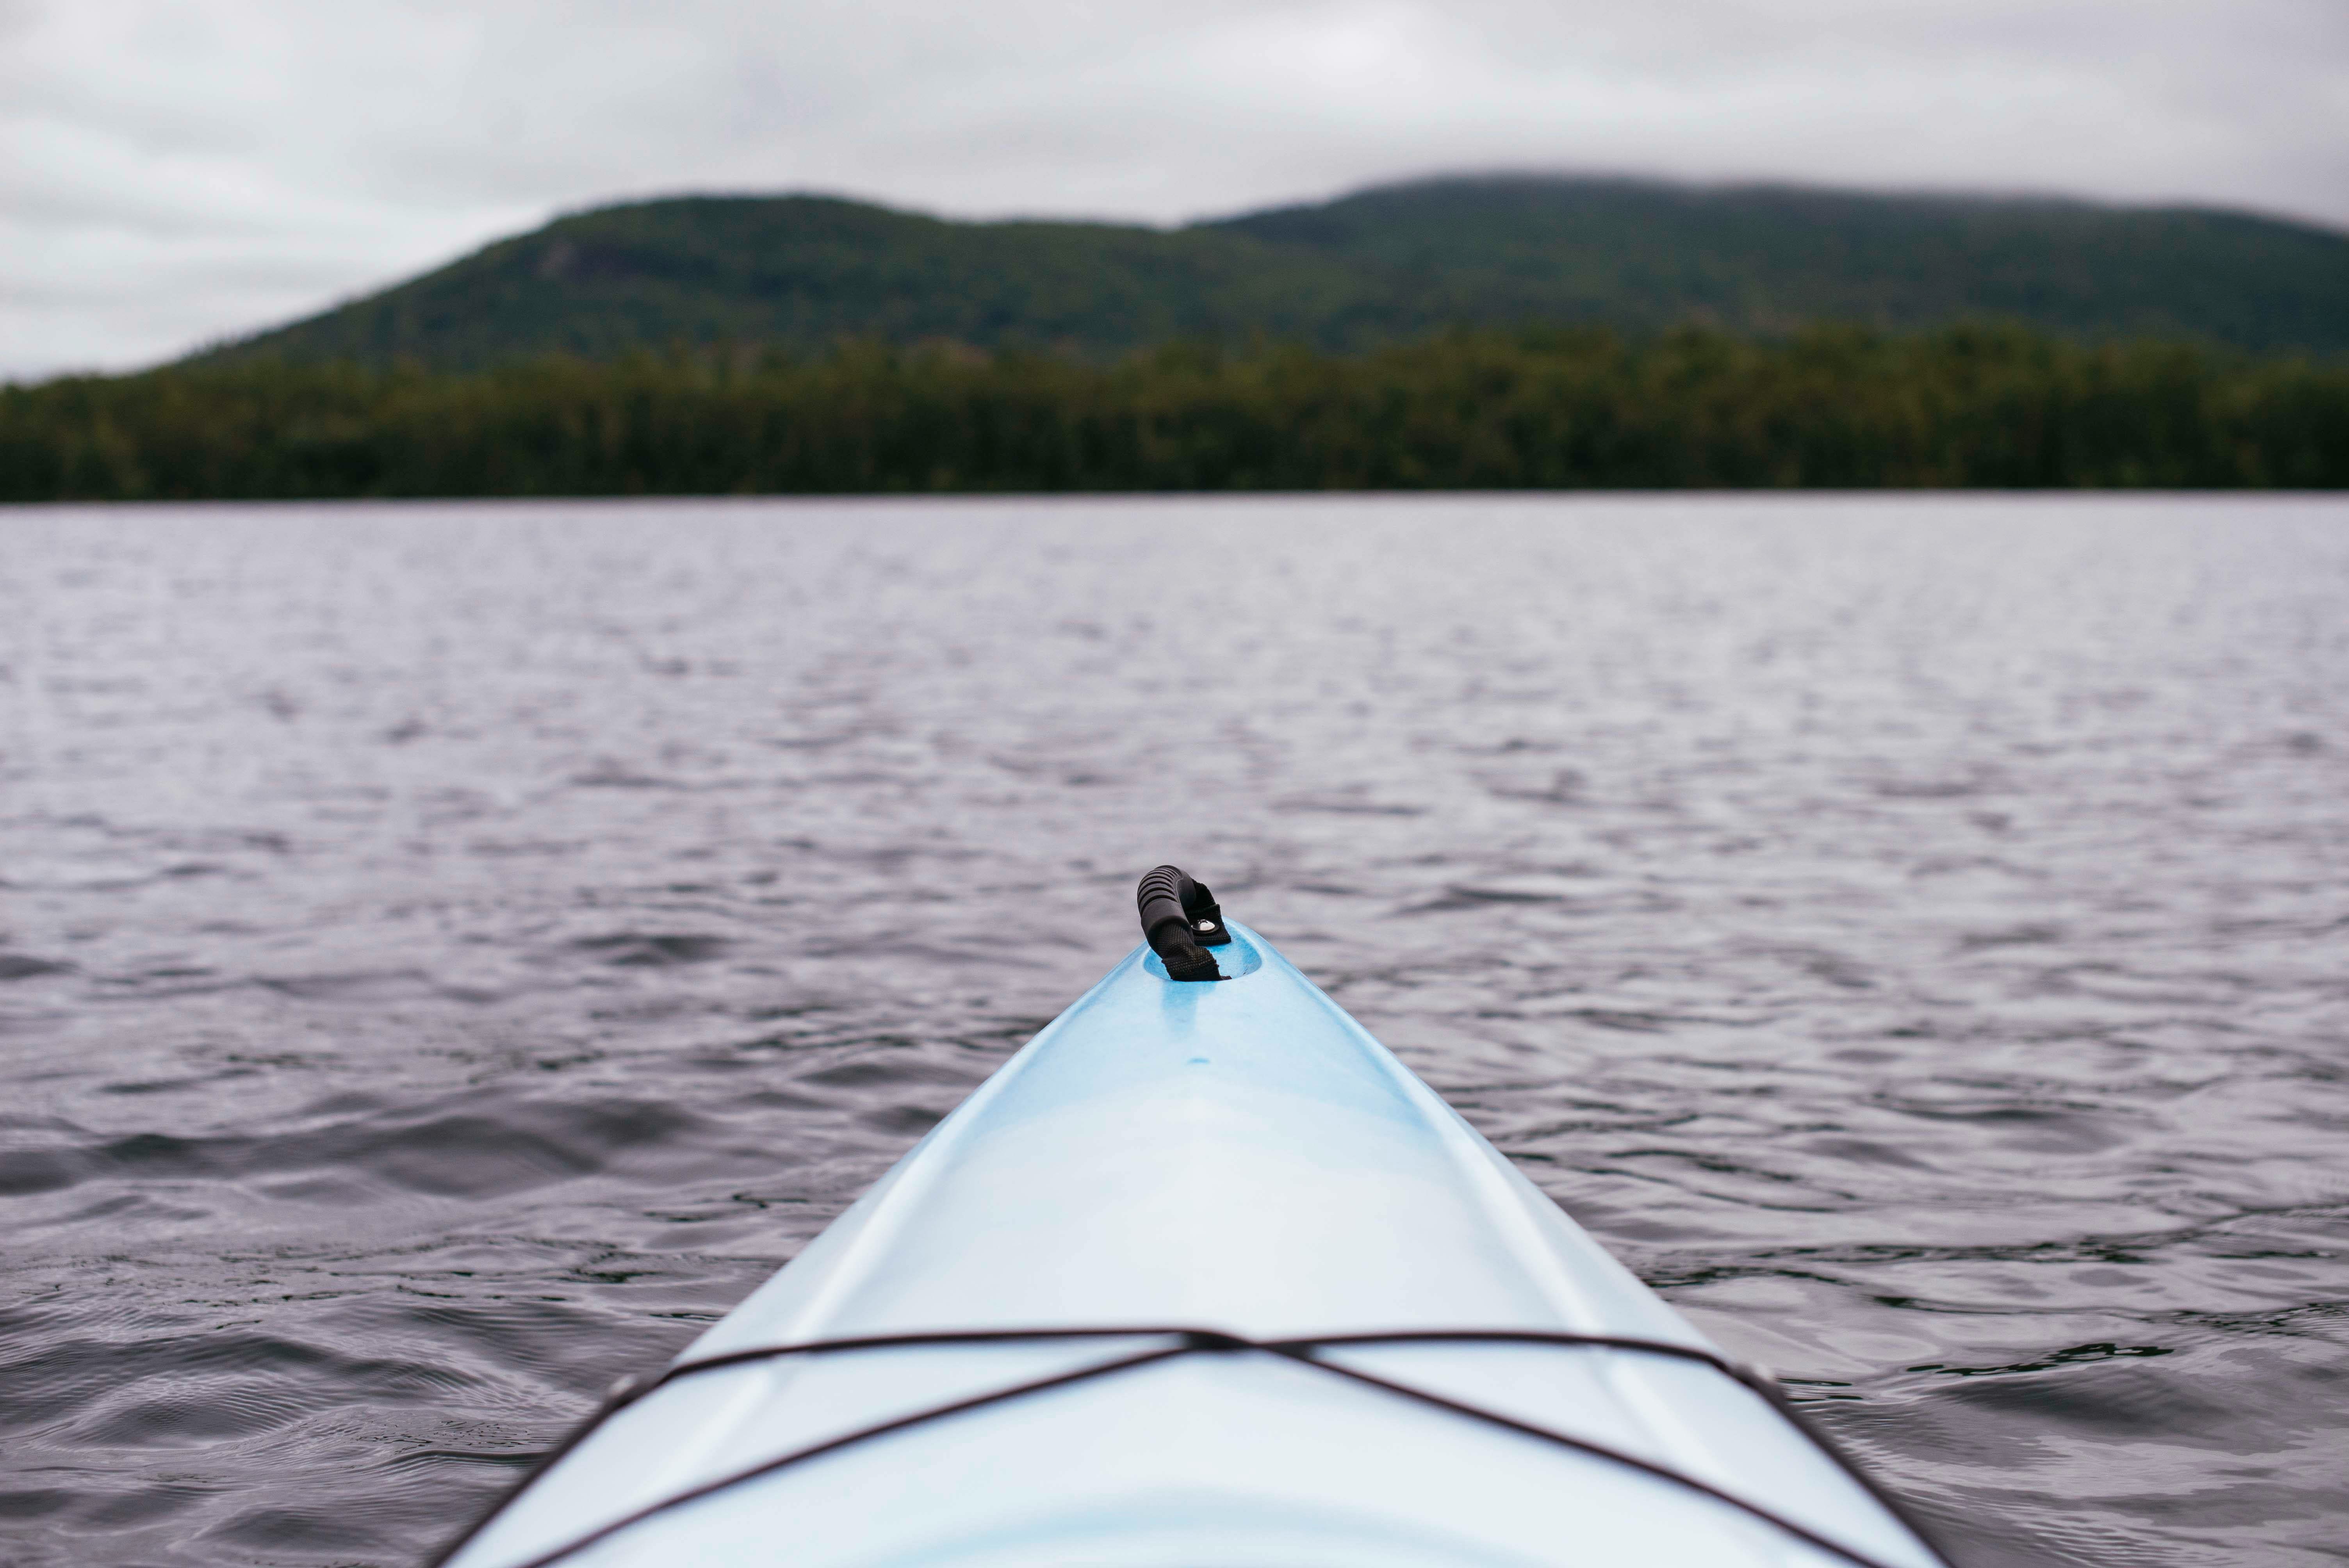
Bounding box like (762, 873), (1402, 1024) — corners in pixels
(428, 1325), (1950, 1568)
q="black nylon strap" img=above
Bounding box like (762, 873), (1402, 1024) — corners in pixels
(428, 1326), (1950, 1568)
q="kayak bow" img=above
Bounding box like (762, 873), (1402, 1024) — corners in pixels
(437, 868), (1948, 1568)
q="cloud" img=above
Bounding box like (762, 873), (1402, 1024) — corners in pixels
(5, 0), (2344, 378)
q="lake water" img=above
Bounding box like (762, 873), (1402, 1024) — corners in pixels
(3, 494), (2346, 1567)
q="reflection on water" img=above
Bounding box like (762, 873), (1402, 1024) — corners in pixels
(2, 494), (2346, 1566)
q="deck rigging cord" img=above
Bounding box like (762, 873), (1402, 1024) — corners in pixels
(430, 1324), (1948, 1568)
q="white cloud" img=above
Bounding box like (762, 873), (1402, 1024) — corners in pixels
(5, 0), (2344, 378)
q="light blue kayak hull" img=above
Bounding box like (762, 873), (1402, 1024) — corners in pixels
(444, 925), (1944, 1568)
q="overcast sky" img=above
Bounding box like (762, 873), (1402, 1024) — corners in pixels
(7, 0), (2345, 379)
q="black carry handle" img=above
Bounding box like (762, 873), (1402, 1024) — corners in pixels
(1137, 865), (1230, 982)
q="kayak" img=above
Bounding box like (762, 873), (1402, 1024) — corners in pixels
(436, 869), (1948, 1568)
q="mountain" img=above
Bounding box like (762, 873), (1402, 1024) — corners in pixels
(196, 176), (2349, 368)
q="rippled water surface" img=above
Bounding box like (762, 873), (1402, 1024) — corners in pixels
(4, 495), (2347, 1567)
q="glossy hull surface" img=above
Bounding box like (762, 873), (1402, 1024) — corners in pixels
(446, 925), (1943, 1568)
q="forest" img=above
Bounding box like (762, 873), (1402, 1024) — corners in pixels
(7, 324), (2344, 500)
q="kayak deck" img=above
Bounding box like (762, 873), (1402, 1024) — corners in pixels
(442, 924), (1945, 1568)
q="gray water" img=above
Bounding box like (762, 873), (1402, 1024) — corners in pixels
(3, 495), (2346, 1568)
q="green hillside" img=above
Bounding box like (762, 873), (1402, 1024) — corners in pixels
(198, 176), (2349, 369)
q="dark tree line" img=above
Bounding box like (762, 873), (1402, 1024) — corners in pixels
(5, 324), (2344, 501)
